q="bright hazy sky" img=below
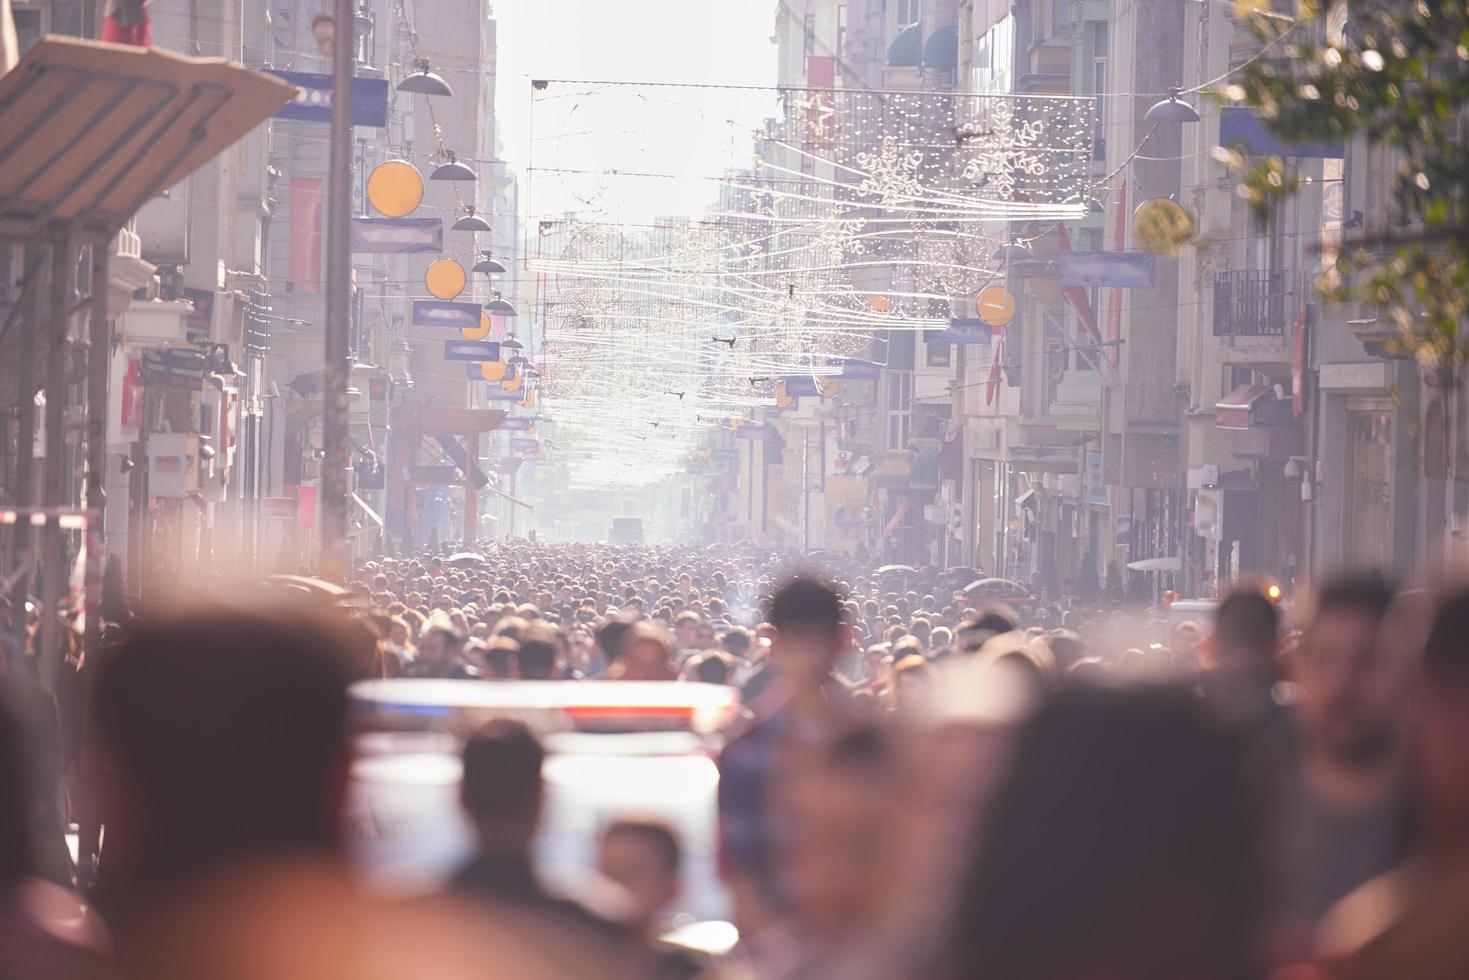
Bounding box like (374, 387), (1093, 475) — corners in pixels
(491, 0), (780, 221)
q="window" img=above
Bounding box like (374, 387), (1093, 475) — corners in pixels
(12, 7), (44, 55)
(837, 5), (847, 64)
(897, 0), (917, 25)
(1051, 0), (1072, 34)
(805, 13), (816, 58)
(926, 339), (952, 368)
(885, 371), (913, 451)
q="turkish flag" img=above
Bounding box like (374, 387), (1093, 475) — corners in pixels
(121, 358), (144, 428)
(986, 336), (1003, 408)
(100, 0), (152, 47)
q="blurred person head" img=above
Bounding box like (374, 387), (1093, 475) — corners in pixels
(1207, 587), (1281, 683)
(1169, 620), (1204, 672)
(1418, 589), (1469, 849)
(516, 625), (562, 681)
(1294, 574), (1400, 770)
(768, 577), (846, 693)
(891, 654), (935, 709)
(418, 621), (466, 676)
(788, 724), (900, 937)
(493, 615), (530, 644)
(1046, 630), (1085, 675)
(598, 820), (681, 936)
(944, 684), (1260, 980)
(672, 611), (699, 651)
(94, 604), (354, 903)
(475, 639), (514, 681)
(620, 622), (675, 681)
(460, 720), (545, 854)
(690, 651), (735, 685)
(719, 625), (753, 661)
(595, 617), (633, 670)
(978, 630), (1055, 698)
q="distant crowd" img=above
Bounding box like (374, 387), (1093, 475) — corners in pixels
(1, 540), (1467, 979)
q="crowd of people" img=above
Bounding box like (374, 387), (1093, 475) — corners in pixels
(1, 539), (1468, 979)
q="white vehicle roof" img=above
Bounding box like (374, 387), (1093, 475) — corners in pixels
(351, 679), (741, 734)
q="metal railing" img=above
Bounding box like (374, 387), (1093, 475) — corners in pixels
(1213, 270), (1286, 337)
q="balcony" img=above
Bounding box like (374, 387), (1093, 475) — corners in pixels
(1214, 270), (1285, 337)
(1213, 270), (1292, 374)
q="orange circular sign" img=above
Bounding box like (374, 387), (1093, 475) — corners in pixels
(479, 359), (507, 381)
(977, 285), (1016, 327)
(424, 258), (466, 300)
(366, 160), (423, 218)
(462, 310), (493, 341)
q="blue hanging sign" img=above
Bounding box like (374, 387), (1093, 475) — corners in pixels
(414, 301), (482, 328)
(499, 417), (536, 431)
(1219, 106), (1343, 160)
(782, 376), (820, 397)
(443, 340), (503, 362)
(482, 389), (520, 401)
(509, 437), (541, 454)
(924, 318), (993, 344)
(265, 70), (390, 127)
(351, 217), (442, 253)
(1060, 252), (1157, 289)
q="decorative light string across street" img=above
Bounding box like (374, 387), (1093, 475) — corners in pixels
(524, 81), (1097, 486)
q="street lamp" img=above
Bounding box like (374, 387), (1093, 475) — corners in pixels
(486, 293), (517, 316)
(452, 206), (493, 232)
(1145, 86), (1200, 123)
(992, 241), (1033, 261)
(397, 58), (453, 97)
(430, 151), (475, 181)
(473, 251), (507, 274)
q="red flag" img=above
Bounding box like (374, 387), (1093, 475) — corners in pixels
(101, 0), (152, 47)
(986, 336), (1003, 408)
(289, 178), (323, 294)
(1055, 223), (1102, 342)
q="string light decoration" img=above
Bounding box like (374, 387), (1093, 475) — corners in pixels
(525, 81), (1098, 486)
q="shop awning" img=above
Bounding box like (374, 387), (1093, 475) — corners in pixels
(1215, 384), (1279, 430)
(0, 36), (295, 234)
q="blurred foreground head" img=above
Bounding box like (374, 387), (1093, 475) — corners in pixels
(946, 684), (1260, 980)
(95, 603), (357, 901)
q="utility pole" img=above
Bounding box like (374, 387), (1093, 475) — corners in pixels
(320, 0), (355, 582)
(11, 244), (41, 653)
(38, 236), (72, 686)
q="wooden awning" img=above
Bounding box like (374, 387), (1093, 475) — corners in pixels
(0, 36), (294, 235)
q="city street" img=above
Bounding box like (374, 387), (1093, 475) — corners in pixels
(2, 0), (1469, 977)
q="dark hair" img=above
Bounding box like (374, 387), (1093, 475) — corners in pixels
(596, 618), (633, 662)
(461, 720), (544, 819)
(1423, 589), (1469, 687)
(483, 637), (519, 679)
(1213, 588), (1280, 663)
(946, 684), (1260, 980)
(516, 624), (560, 680)
(720, 626), (753, 658)
(768, 577), (843, 635)
(1314, 573), (1394, 624)
(603, 819), (681, 876)
(693, 651), (735, 685)
(94, 604), (354, 891)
